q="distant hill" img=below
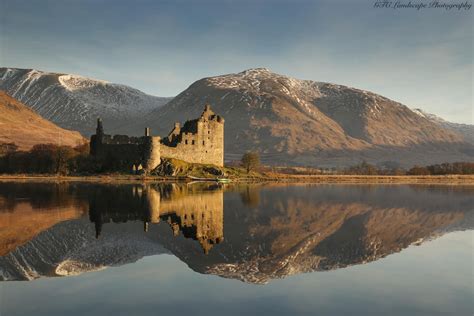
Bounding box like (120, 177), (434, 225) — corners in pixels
(412, 108), (474, 144)
(0, 68), (172, 136)
(142, 68), (473, 167)
(0, 91), (86, 150)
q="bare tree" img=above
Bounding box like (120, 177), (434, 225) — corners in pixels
(241, 151), (260, 173)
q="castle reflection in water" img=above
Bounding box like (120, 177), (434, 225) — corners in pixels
(89, 183), (224, 254)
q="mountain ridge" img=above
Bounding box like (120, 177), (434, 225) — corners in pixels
(0, 67), (172, 136)
(412, 108), (474, 144)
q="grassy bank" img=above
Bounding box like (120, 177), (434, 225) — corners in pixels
(0, 173), (473, 184)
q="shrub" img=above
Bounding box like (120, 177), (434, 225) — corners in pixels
(241, 151), (260, 173)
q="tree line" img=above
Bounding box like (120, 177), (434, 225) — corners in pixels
(0, 143), (101, 175)
(0, 144), (472, 175)
(342, 161), (474, 175)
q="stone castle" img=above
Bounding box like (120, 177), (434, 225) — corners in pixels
(90, 105), (224, 171)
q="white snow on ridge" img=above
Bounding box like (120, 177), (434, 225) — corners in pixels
(59, 74), (109, 91)
(0, 68), (173, 135)
(1, 68), (19, 80)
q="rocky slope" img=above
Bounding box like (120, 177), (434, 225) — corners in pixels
(0, 91), (86, 150)
(0, 68), (171, 136)
(143, 68), (472, 167)
(412, 108), (474, 144)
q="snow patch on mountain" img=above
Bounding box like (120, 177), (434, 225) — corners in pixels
(58, 74), (109, 91)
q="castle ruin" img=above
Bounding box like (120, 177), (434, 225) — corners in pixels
(90, 105), (224, 171)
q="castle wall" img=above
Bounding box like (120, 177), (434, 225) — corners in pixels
(91, 134), (161, 172)
(97, 143), (143, 162)
(160, 119), (224, 167)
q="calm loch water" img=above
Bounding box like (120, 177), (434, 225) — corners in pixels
(0, 182), (472, 316)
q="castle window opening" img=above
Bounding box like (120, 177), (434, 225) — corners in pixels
(192, 140), (195, 145)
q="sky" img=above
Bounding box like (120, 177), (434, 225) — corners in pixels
(0, 0), (472, 123)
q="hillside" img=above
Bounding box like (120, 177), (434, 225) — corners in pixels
(412, 108), (474, 144)
(143, 68), (473, 167)
(0, 68), (172, 136)
(0, 91), (86, 150)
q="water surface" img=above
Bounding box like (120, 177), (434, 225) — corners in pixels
(0, 182), (472, 315)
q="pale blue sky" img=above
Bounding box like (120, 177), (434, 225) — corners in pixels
(0, 0), (472, 123)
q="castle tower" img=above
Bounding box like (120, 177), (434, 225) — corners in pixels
(96, 118), (104, 136)
(143, 128), (161, 172)
(90, 118), (104, 156)
(200, 104), (224, 167)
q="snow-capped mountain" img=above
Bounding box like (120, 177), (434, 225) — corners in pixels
(143, 68), (473, 167)
(1, 67), (471, 166)
(412, 108), (474, 144)
(0, 68), (172, 136)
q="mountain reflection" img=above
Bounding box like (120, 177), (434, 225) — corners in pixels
(0, 182), (472, 282)
(88, 183), (224, 254)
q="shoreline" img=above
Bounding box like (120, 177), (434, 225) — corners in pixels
(0, 174), (473, 185)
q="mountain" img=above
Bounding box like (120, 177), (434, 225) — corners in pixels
(0, 68), (172, 136)
(2, 67), (471, 167)
(0, 91), (86, 150)
(412, 108), (474, 144)
(143, 68), (473, 167)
